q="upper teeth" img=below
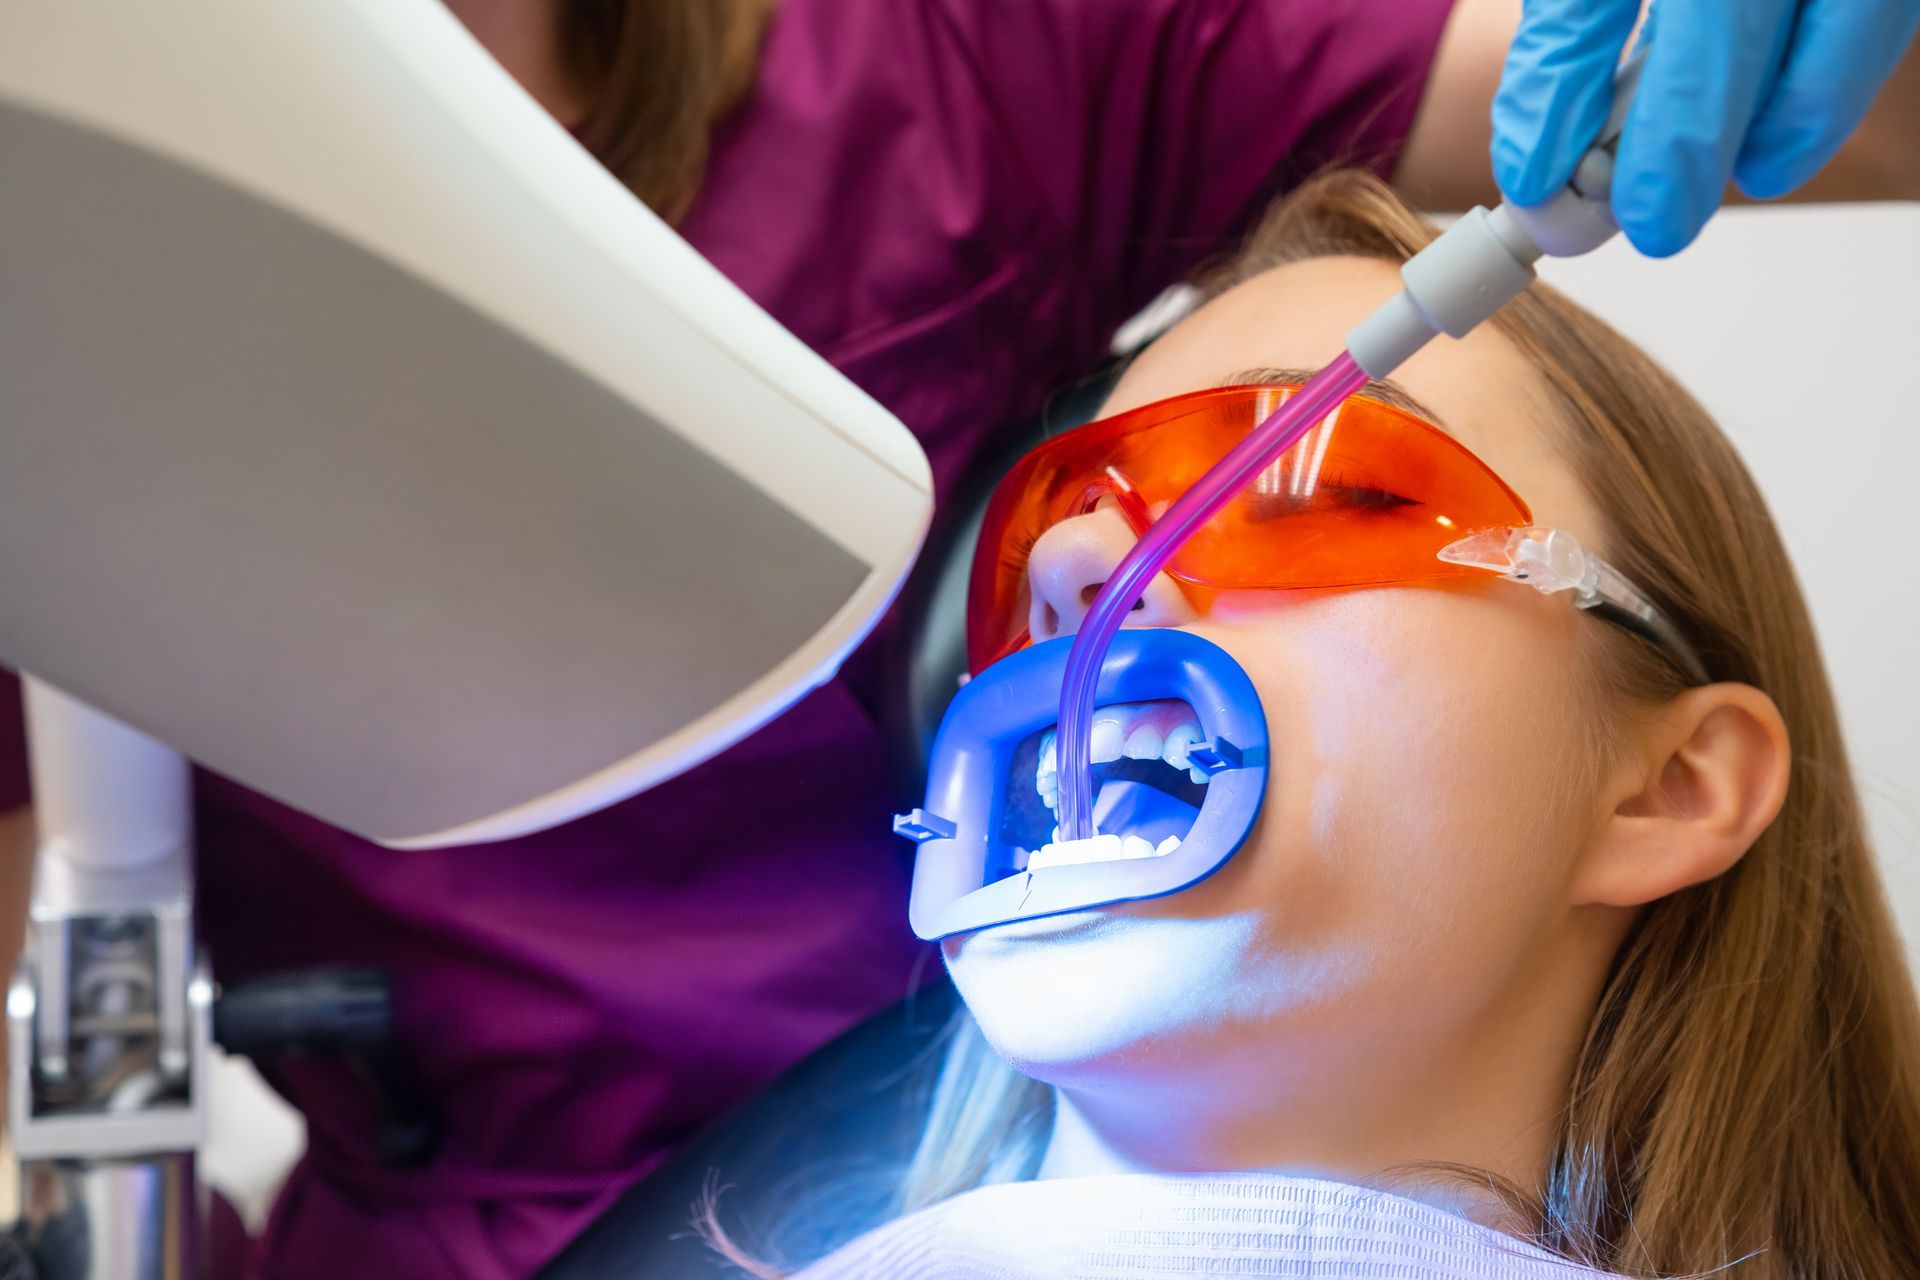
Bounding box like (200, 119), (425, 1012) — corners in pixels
(1035, 715), (1206, 810)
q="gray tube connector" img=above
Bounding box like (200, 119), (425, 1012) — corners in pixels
(1345, 205), (1540, 376)
(1345, 180), (1628, 378)
(1347, 52), (1644, 379)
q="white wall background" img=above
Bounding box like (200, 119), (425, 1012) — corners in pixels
(1536, 203), (1920, 969)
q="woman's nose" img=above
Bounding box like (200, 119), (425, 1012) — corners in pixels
(1026, 507), (1198, 644)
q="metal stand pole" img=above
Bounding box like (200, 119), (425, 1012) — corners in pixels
(7, 678), (208, 1280)
(12, 1157), (198, 1280)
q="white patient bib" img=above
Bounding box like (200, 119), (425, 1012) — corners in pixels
(795, 1172), (1630, 1278)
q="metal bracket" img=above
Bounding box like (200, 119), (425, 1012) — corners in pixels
(893, 809), (957, 843)
(8, 932), (211, 1162)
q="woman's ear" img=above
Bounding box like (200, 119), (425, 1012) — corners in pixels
(1572, 684), (1791, 908)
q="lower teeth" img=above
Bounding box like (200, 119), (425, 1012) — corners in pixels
(1026, 832), (1181, 870)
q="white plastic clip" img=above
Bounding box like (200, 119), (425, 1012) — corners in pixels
(1438, 526), (1592, 594)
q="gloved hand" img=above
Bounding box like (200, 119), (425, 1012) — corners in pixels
(1491, 0), (1920, 257)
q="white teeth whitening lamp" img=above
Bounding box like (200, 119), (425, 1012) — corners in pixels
(0, 3), (930, 1273)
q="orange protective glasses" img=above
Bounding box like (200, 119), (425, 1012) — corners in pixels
(969, 383), (1539, 674)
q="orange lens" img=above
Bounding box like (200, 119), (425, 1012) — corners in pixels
(968, 385), (1533, 672)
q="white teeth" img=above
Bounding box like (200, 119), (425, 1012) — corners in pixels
(1162, 722), (1201, 772)
(1025, 832), (1183, 870)
(1027, 834), (1122, 870)
(1034, 714), (1210, 813)
(1035, 729), (1059, 807)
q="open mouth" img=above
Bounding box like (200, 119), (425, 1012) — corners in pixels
(996, 699), (1208, 875)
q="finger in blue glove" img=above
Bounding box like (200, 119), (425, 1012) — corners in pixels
(1735, 0), (1920, 199)
(1491, 0), (1642, 207)
(1610, 0), (1797, 257)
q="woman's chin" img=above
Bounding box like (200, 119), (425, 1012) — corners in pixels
(946, 910), (1273, 1080)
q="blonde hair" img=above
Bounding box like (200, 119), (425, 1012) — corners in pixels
(717, 172), (1920, 1276)
(560, 0), (776, 221)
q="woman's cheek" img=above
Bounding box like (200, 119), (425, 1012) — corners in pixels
(1195, 595), (1566, 972)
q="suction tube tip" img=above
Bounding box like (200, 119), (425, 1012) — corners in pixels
(1345, 292), (1436, 378)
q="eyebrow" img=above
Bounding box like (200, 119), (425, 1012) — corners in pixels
(1217, 366), (1447, 428)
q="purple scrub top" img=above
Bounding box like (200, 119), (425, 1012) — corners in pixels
(0, 0), (1453, 1273)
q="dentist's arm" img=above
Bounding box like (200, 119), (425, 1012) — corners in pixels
(1396, 0), (1920, 249)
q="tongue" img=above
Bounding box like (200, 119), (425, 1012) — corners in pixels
(1092, 779), (1198, 847)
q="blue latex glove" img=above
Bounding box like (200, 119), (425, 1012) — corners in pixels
(1492, 0), (1920, 257)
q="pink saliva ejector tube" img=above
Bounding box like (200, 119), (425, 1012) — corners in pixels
(1051, 355), (1368, 841)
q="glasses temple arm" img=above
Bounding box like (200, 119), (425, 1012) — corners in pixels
(1440, 527), (1712, 686)
(1577, 557), (1713, 686)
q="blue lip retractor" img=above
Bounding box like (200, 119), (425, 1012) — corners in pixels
(897, 629), (1269, 940)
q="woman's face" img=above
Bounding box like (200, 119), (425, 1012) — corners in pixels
(943, 256), (1635, 1150)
